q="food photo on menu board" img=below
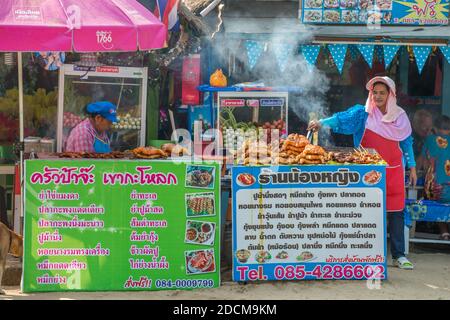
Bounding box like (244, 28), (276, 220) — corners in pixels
(185, 192), (216, 217)
(185, 220), (217, 246)
(341, 0), (358, 9)
(323, 10), (341, 22)
(342, 10), (359, 23)
(185, 165), (216, 189)
(301, 0), (448, 25)
(185, 249), (217, 275)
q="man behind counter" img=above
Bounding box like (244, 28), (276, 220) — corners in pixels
(65, 101), (117, 153)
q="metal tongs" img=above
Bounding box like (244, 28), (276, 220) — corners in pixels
(306, 130), (312, 143)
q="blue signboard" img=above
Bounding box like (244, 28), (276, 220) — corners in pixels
(260, 99), (285, 107)
(301, 0), (449, 25)
(232, 165), (387, 281)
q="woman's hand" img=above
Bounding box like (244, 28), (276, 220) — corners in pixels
(307, 120), (322, 132)
(409, 167), (417, 187)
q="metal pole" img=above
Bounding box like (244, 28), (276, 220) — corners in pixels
(18, 52), (24, 146)
(17, 52), (24, 234)
(200, 0), (221, 17)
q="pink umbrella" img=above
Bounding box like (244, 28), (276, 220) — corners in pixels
(0, 0), (167, 52)
(0, 2), (167, 222)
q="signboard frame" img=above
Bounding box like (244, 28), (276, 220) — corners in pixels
(232, 164), (388, 282)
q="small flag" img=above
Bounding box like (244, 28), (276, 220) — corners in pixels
(439, 46), (450, 65)
(154, 0), (180, 32)
(245, 40), (265, 70)
(328, 44), (348, 74)
(383, 45), (400, 69)
(301, 45), (321, 69)
(356, 44), (375, 68)
(273, 43), (294, 72)
(412, 46), (432, 75)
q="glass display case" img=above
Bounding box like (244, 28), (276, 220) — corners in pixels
(217, 91), (288, 154)
(57, 64), (148, 152)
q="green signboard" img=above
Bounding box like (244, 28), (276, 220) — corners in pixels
(23, 160), (221, 292)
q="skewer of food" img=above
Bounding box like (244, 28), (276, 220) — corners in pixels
(132, 147), (168, 159)
(235, 132), (385, 166)
(57, 151), (127, 159)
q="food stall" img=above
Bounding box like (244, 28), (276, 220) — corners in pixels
(25, 67), (223, 292)
(0, 0), (232, 293)
(193, 80), (388, 281)
(229, 133), (388, 281)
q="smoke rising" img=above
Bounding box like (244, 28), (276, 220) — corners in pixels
(212, 19), (332, 144)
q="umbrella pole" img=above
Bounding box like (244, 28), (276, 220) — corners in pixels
(18, 52), (24, 234)
(18, 52), (24, 145)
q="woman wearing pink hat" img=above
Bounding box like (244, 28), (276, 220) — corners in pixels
(308, 76), (417, 270)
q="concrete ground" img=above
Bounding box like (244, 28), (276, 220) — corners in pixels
(1, 248), (450, 300)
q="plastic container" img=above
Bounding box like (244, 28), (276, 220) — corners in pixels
(24, 137), (41, 153)
(40, 138), (56, 153)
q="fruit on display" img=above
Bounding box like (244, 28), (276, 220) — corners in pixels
(261, 119), (285, 143)
(24, 89), (58, 131)
(209, 69), (227, 87)
(63, 85), (91, 118)
(262, 119), (286, 131)
(0, 89), (19, 118)
(0, 88), (58, 124)
(112, 113), (141, 130)
(0, 112), (18, 142)
(63, 112), (84, 128)
(0, 88), (58, 139)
